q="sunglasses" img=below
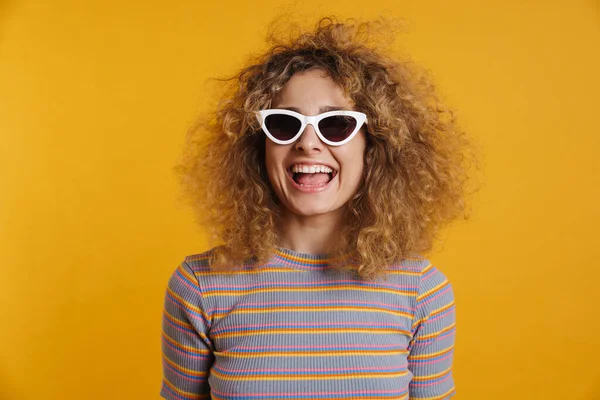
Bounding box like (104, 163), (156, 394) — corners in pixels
(257, 109), (368, 146)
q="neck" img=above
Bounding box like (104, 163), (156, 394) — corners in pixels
(278, 208), (346, 255)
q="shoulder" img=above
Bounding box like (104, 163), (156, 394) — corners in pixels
(387, 254), (446, 282)
(390, 254), (450, 278)
(164, 247), (219, 295)
(182, 245), (261, 272)
(404, 255), (452, 292)
(386, 255), (454, 302)
(400, 257), (455, 322)
(175, 246), (263, 290)
(182, 247), (218, 272)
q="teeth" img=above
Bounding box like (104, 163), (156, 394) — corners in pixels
(291, 164), (334, 174)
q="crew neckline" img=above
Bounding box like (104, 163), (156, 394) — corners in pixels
(268, 247), (355, 271)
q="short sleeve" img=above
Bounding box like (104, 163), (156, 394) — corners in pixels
(407, 263), (457, 399)
(160, 262), (214, 400)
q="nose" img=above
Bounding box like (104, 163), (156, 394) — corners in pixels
(294, 123), (323, 153)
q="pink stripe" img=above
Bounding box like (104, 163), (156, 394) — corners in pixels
(163, 315), (197, 338)
(216, 365), (407, 373)
(212, 299), (414, 311)
(163, 361), (204, 383)
(162, 337), (209, 360)
(411, 372), (452, 388)
(215, 321), (406, 330)
(174, 272), (203, 296)
(205, 280), (417, 290)
(427, 306), (455, 323)
(232, 343), (404, 350)
(418, 285), (451, 308)
(414, 327), (455, 344)
(165, 296), (206, 324)
(421, 268), (437, 280)
(409, 352), (453, 366)
(211, 388), (408, 396)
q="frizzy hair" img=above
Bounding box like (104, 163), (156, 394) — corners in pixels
(174, 17), (476, 280)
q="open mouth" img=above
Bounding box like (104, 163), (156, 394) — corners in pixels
(287, 166), (338, 186)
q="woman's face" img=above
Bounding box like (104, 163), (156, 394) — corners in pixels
(264, 69), (367, 218)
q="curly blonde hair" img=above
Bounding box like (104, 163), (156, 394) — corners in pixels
(175, 17), (475, 279)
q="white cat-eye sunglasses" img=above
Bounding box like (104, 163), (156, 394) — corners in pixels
(257, 109), (368, 146)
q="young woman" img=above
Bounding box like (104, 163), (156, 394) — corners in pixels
(161, 18), (471, 400)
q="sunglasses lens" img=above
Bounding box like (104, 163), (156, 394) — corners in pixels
(264, 114), (302, 141)
(318, 115), (357, 143)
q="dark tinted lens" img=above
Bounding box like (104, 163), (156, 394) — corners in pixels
(264, 114), (302, 141)
(318, 115), (357, 142)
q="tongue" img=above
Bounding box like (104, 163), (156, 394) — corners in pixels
(296, 173), (330, 185)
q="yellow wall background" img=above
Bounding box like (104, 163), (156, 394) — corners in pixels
(1, 0), (599, 399)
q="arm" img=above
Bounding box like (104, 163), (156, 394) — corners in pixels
(160, 262), (214, 400)
(408, 263), (457, 400)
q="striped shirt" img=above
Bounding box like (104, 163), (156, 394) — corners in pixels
(160, 247), (456, 400)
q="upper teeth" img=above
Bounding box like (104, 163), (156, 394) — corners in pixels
(291, 165), (334, 174)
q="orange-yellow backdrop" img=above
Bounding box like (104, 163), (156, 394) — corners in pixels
(1, 0), (599, 399)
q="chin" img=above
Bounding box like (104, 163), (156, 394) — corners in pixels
(292, 209), (330, 217)
(285, 201), (339, 218)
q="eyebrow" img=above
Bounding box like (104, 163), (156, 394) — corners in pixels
(277, 106), (347, 113)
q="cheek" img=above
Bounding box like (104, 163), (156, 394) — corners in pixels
(339, 134), (367, 184)
(349, 160), (366, 187)
(264, 141), (276, 172)
(264, 141), (286, 180)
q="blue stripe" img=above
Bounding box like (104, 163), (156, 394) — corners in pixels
(213, 323), (408, 335)
(161, 381), (203, 400)
(213, 366), (407, 376)
(229, 345), (406, 353)
(163, 361), (207, 381)
(166, 292), (210, 326)
(416, 285), (450, 305)
(205, 281), (418, 291)
(410, 369), (452, 385)
(162, 337), (212, 359)
(213, 302), (414, 313)
(211, 389), (409, 399)
(409, 349), (453, 364)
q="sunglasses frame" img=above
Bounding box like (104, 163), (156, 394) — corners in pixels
(257, 109), (368, 146)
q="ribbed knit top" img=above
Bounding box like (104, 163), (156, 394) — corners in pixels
(160, 247), (456, 400)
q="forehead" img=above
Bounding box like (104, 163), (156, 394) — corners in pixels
(272, 69), (354, 110)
